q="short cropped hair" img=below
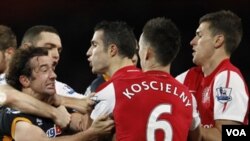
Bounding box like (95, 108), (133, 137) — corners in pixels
(142, 17), (181, 66)
(21, 25), (59, 46)
(199, 10), (242, 55)
(0, 25), (17, 50)
(94, 21), (137, 59)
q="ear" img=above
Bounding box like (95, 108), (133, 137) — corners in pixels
(214, 34), (224, 48)
(145, 46), (153, 60)
(109, 44), (118, 57)
(19, 75), (30, 88)
(20, 42), (32, 49)
(4, 47), (15, 56)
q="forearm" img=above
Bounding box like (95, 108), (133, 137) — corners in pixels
(60, 96), (93, 114)
(69, 113), (90, 131)
(0, 85), (57, 119)
(188, 124), (202, 141)
(61, 96), (80, 110)
(50, 129), (98, 141)
(201, 127), (221, 141)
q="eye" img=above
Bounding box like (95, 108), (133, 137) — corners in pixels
(196, 32), (202, 38)
(40, 66), (48, 72)
(91, 42), (97, 47)
(58, 48), (62, 54)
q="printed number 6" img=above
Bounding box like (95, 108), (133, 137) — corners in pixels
(147, 104), (173, 141)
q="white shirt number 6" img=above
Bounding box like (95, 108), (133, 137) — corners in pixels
(147, 104), (173, 141)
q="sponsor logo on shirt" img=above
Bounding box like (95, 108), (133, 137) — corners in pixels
(216, 87), (232, 103)
(46, 124), (62, 137)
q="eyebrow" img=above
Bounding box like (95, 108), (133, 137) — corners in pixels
(44, 43), (62, 48)
(196, 31), (201, 35)
(91, 41), (97, 45)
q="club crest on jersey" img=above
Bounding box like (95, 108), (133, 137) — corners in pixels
(216, 87), (232, 103)
(202, 87), (210, 105)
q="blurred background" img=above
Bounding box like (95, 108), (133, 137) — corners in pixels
(1, 0), (249, 93)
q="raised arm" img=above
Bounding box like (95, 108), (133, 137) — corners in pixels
(0, 84), (70, 128)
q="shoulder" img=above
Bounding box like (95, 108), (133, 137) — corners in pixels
(175, 66), (202, 83)
(55, 80), (84, 98)
(0, 107), (32, 136)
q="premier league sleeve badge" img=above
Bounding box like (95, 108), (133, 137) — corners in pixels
(216, 87), (232, 103)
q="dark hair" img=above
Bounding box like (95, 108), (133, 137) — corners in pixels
(199, 10), (242, 55)
(6, 47), (48, 90)
(94, 21), (137, 59)
(21, 25), (59, 46)
(142, 17), (181, 66)
(0, 25), (17, 50)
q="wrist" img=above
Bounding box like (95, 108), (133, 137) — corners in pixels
(0, 92), (7, 105)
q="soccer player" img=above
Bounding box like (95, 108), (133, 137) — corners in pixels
(0, 47), (114, 140)
(84, 41), (139, 96)
(0, 25), (93, 128)
(87, 19), (199, 141)
(176, 10), (249, 141)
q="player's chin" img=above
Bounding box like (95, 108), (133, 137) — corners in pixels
(92, 67), (98, 74)
(45, 89), (56, 95)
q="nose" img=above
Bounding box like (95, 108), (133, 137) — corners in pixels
(50, 69), (57, 80)
(49, 48), (60, 63)
(190, 36), (196, 47)
(86, 46), (93, 57)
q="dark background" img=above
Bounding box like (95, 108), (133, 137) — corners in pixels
(1, 0), (249, 93)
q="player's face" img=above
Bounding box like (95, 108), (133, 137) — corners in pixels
(0, 50), (7, 74)
(87, 30), (110, 74)
(28, 56), (57, 96)
(190, 22), (215, 66)
(34, 32), (62, 65)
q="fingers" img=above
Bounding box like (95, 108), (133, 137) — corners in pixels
(55, 105), (71, 128)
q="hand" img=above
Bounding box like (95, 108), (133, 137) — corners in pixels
(47, 94), (62, 107)
(70, 113), (90, 131)
(53, 105), (71, 128)
(90, 114), (114, 136)
(63, 96), (95, 114)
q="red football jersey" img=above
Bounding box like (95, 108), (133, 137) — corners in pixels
(176, 59), (249, 128)
(91, 66), (193, 141)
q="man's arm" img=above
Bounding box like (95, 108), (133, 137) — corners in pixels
(188, 125), (202, 141)
(60, 96), (94, 114)
(201, 120), (241, 141)
(14, 115), (114, 141)
(69, 112), (91, 132)
(0, 84), (70, 128)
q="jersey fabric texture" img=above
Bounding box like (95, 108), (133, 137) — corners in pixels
(0, 107), (62, 140)
(176, 59), (249, 128)
(91, 65), (193, 141)
(0, 74), (6, 85)
(84, 74), (109, 96)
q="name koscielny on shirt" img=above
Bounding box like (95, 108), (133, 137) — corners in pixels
(122, 80), (191, 107)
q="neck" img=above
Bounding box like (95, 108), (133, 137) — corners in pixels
(201, 55), (229, 76)
(22, 88), (51, 103)
(143, 64), (170, 73)
(107, 57), (134, 77)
